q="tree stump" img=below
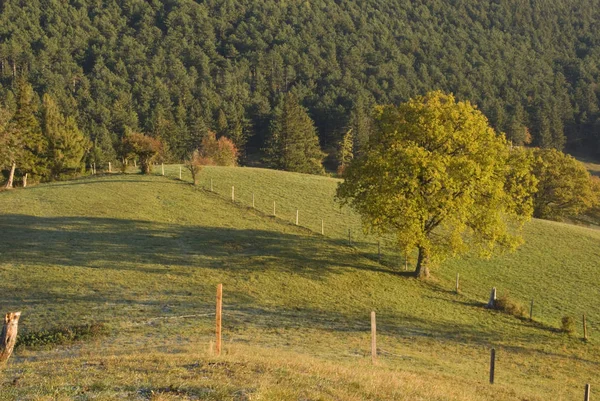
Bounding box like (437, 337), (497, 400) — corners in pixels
(0, 312), (21, 363)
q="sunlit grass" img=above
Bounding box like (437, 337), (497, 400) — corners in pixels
(0, 166), (598, 399)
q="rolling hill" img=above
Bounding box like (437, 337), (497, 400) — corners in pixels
(0, 166), (599, 400)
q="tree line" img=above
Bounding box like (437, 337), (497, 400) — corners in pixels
(1, 0), (600, 174)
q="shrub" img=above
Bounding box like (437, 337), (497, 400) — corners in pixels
(185, 150), (212, 185)
(121, 133), (163, 174)
(493, 294), (526, 318)
(561, 316), (576, 334)
(199, 131), (238, 166)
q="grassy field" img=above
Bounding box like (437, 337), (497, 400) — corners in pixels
(0, 166), (599, 400)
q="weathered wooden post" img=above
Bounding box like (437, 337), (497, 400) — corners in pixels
(273, 201), (276, 217)
(530, 299), (534, 320)
(216, 284), (222, 356)
(371, 311), (377, 364)
(321, 219), (324, 236)
(23, 173), (28, 188)
(486, 287), (497, 309)
(296, 210), (299, 225)
(134, 159), (137, 168)
(252, 193), (255, 209)
(161, 163), (165, 176)
(231, 186), (235, 202)
(108, 162), (111, 173)
(489, 348), (496, 384)
(179, 166), (182, 180)
(0, 312), (21, 363)
(583, 314), (588, 341)
(585, 384), (591, 401)
(455, 273), (460, 293)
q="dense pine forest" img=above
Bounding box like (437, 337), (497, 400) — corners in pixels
(1, 0), (600, 169)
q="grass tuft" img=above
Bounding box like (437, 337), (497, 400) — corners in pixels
(16, 323), (108, 349)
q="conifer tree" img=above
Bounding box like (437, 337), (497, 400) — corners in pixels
(337, 128), (354, 174)
(11, 79), (47, 183)
(348, 94), (374, 158)
(265, 93), (325, 175)
(42, 94), (90, 179)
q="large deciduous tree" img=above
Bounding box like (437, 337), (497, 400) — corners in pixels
(530, 148), (599, 220)
(0, 105), (18, 188)
(336, 92), (536, 278)
(265, 93), (325, 175)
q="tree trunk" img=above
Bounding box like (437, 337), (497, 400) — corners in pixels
(0, 312), (21, 363)
(414, 246), (430, 279)
(4, 162), (16, 189)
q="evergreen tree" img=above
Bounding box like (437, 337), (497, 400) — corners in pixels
(11, 79), (47, 182)
(266, 93), (325, 175)
(42, 94), (90, 179)
(348, 94), (374, 158)
(337, 128), (354, 174)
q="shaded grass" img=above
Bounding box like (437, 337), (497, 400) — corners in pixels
(0, 168), (599, 399)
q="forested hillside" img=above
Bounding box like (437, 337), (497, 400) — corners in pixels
(1, 0), (600, 164)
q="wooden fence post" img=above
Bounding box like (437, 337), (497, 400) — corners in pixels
(179, 166), (182, 180)
(583, 314), (588, 341)
(273, 201), (276, 216)
(161, 163), (164, 176)
(486, 287), (497, 309)
(23, 173), (27, 188)
(296, 210), (299, 225)
(216, 284), (223, 356)
(0, 312), (21, 363)
(530, 299), (534, 320)
(231, 186), (235, 202)
(371, 311), (377, 364)
(252, 193), (255, 209)
(455, 273), (460, 293)
(489, 348), (496, 384)
(321, 219), (324, 235)
(585, 384), (591, 401)
(108, 162), (111, 173)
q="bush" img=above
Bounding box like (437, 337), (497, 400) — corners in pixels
(561, 316), (576, 334)
(121, 133), (164, 174)
(185, 150), (212, 185)
(199, 131), (238, 166)
(493, 294), (527, 318)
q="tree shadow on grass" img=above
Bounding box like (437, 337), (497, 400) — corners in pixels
(0, 214), (394, 278)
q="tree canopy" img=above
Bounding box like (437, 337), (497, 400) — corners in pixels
(530, 148), (599, 220)
(337, 92), (536, 278)
(265, 93), (325, 175)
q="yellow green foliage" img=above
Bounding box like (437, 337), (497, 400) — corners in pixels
(531, 148), (599, 220)
(337, 91), (535, 277)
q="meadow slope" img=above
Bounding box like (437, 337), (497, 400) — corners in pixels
(0, 166), (598, 400)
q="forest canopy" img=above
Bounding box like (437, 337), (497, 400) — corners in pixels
(1, 0), (600, 167)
